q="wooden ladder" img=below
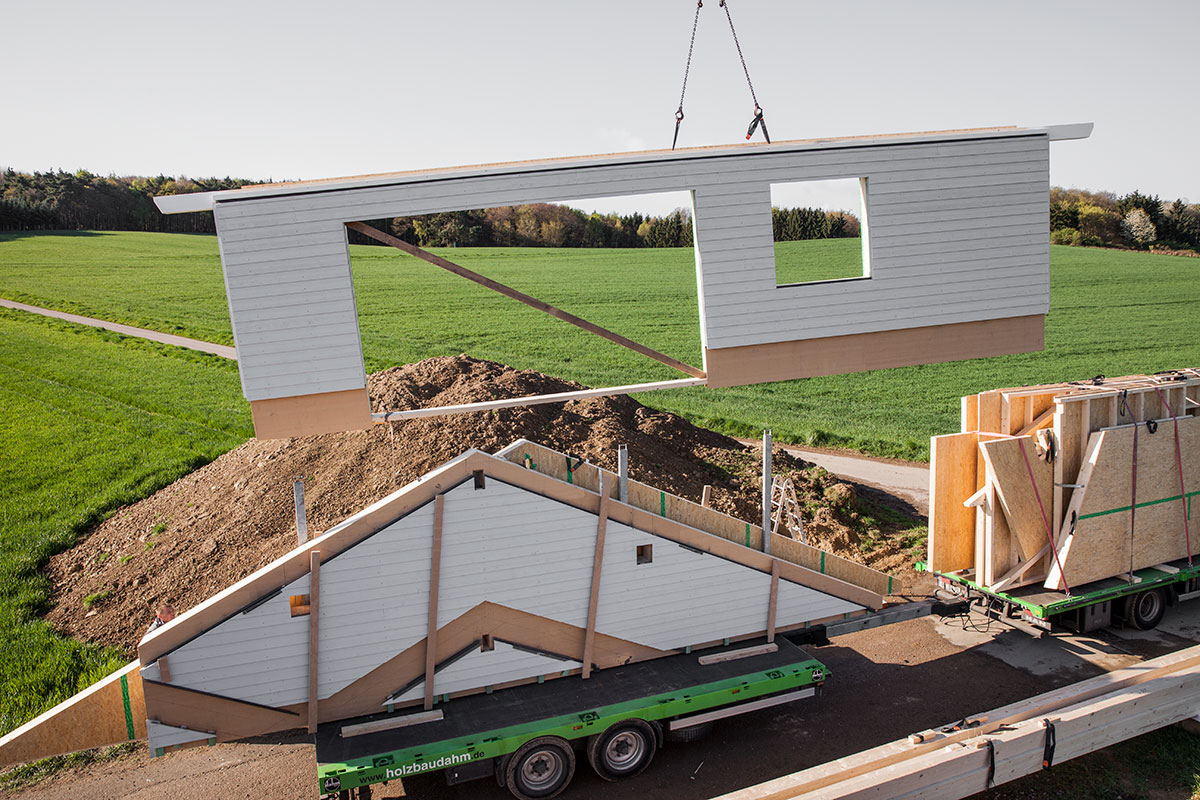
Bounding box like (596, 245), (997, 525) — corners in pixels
(771, 477), (807, 543)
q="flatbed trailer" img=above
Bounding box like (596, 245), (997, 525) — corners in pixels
(314, 602), (938, 799)
(315, 636), (826, 799)
(927, 556), (1200, 633)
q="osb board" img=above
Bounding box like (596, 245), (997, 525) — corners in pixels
(501, 441), (892, 596)
(928, 432), (978, 572)
(702, 315), (1044, 388)
(0, 661), (145, 767)
(250, 388), (372, 439)
(1047, 417), (1200, 590)
(979, 436), (1054, 563)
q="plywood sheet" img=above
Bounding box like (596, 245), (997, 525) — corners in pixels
(979, 436), (1054, 561)
(928, 432), (978, 572)
(0, 661), (146, 767)
(250, 388), (372, 439)
(703, 316), (1044, 388)
(1047, 417), (1200, 589)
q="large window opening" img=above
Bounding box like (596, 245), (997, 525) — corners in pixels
(770, 178), (869, 287)
(346, 191), (704, 411)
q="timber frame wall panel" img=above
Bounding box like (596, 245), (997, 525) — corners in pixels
(156, 126), (1089, 436)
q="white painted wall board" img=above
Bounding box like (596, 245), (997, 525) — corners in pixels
(388, 641), (580, 704)
(146, 721), (212, 751)
(592, 522), (860, 650)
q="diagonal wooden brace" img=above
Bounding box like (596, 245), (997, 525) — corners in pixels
(346, 221), (705, 379)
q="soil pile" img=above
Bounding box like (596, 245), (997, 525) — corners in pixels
(45, 356), (917, 655)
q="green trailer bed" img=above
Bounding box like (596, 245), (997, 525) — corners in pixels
(924, 556), (1200, 627)
(314, 636), (826, 795)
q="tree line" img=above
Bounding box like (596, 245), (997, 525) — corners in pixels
(0, 169), (259, 234)
(2, 167), (863, 249)
(1050, 187), (1199, 254)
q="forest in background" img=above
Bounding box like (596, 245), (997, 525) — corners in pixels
(0, 168), (859, 247)
(6, 167), (1196, 255)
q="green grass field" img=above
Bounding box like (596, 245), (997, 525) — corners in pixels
(3, 231), (1198, 460)
(0, 307), (250, 734)
(774, 237), (865, 284)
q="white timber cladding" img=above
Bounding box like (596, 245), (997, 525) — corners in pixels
(146, 721), (212, 751)
(592, 516), (859, 648)
(162, 574), (312, 708)
(159, 503), (436, 706)
(388, 642), (580, 705)
(195, 128), (1073, 402)
(155, 468), (862, 711)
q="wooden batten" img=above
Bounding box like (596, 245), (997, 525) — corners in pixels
(424, 496), (445, 710)
(703, 316), (1044, 388)
(581, 477), (613, 679)
(249, 388), (372, 439)
(306, 550), (321, 733)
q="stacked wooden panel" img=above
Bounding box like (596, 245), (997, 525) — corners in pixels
(929, 370), (1200, 592)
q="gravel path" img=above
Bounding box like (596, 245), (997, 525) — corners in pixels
(0, 299), (236, 359)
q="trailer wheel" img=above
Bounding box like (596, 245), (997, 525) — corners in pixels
(665, 720), (714, 743)
(1127, 588), (1166, 630)
(503, 736), (575, 799)
(587, 719), (656, 781)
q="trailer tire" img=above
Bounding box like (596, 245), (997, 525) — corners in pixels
(504, 736), (575, 799)
(665, 721), (714, 743)
(587, 719), (656, 781)
(1127, 588), (1166, 630)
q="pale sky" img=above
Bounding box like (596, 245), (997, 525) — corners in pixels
(3, 1), (1196, 216)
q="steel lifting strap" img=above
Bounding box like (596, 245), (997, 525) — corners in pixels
(1152, 386), (1193, 566)
(1018, 437), (1072, 595)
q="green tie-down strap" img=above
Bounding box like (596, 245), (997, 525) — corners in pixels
(120, 672), (136, 740)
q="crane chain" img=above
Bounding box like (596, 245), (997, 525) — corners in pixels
(720, 0), (769, 143)
(673, 1), (704, 150)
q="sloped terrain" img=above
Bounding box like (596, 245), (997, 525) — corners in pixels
(45, 356), (916, 654)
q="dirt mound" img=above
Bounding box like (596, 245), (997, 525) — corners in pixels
(45, 356), (915, 655)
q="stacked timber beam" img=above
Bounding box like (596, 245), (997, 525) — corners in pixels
(928, 370), (1200, 592)
(715, 644), (1200, 800)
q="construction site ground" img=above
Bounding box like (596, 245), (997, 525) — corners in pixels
(6, 355), (1200, 798)
(10, 598), (1199, 800)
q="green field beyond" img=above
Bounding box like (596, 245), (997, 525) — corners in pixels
(0, 308), (250, 734)
(3, 231), (1198, 461)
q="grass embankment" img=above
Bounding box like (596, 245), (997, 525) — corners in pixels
(0, 308), (250, 736)
(2, 232), (1199, 463)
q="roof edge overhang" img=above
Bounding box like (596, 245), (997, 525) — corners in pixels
(153, 123), (1092, 215)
